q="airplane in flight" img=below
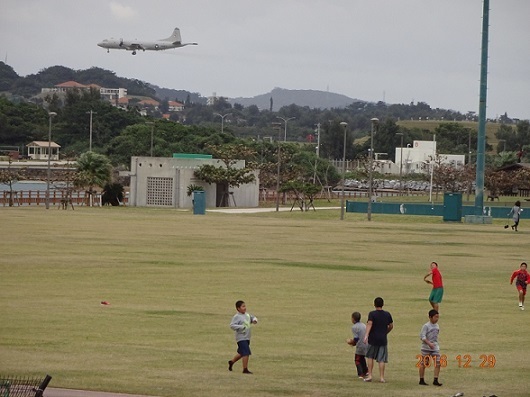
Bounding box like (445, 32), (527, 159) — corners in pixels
(97, 28), (197, 55)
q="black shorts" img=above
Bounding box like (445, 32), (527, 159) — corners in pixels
(237, 340), (251, 356)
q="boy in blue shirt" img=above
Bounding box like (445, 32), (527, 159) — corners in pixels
(228, 300), (258, 374)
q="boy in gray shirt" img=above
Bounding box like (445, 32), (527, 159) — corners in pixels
(346, 311), (369, 379)
(228, 300), (258, 374)
(419, 309), (442, 386)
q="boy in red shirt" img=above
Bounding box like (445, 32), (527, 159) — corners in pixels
(424, 262), (443, 311)
(510, 262), (530, 310)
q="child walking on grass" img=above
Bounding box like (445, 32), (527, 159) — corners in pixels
(228, 300), (258, 374)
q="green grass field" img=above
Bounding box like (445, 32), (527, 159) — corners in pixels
(0, 206), (528, 397)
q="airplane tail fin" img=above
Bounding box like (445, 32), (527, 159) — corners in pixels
(162, 28), (182, 44)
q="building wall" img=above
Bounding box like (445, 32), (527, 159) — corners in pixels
(129, 156), (259, 208)
(394, 140), (465, 174)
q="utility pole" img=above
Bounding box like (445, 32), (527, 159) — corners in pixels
(276, 116), (295, 142)
(86, 110), (97, 151)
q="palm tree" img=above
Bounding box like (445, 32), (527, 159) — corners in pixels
(74, 152), (112, 206)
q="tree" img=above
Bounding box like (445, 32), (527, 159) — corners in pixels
(372, 119), (403, 160)
(495, 120), (530, 155)
(493, 151), (518, 169)
(74, 152), (112, 206)
(101, 182), (124, 206)
(0, 159), (27, 206)
(194, 144), (257, 207)
(279, 180), (320, 211)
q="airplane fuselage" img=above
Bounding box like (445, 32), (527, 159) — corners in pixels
(97, 28), (197, 55)
(98, 39), (183, 52)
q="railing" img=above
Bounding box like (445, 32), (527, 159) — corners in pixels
(0, 190), (128, 207)
(259, 188), (427, 202)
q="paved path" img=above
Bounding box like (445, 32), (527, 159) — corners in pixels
(46, 388), (159, 397)
(208, 206), (339, 214)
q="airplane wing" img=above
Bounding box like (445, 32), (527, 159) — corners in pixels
(127, 43), (145, 51)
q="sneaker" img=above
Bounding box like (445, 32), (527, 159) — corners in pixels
(433, 380), (443, 386)
(242, 369), (253, 374)
(363, 377), (372, 382)
(522, 306), (525, 311)
(519, 303), (523, 307)
(228, 361), (233, 371)
(419, 380), (428, 386)
(504, 225), (509, 229)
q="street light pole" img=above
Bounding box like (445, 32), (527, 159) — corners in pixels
(214, 113), (232, 134)
(396, 132), (404, 196)
(367, 118), (379, 221)
(313, 123), (321, 184)
(467, 130), (470, 164)
(45, 111), (57, 210)
(86, 110), (96, 152)
(429, 134), (436, 204)
(340, 122), (348, 220)
(276, 116), (295, 142)
(498, 139), (506, 153)
(146, 122), (155, 156)
(273, 122), (283, 212)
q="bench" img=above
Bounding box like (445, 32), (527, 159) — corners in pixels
(0, 375), (52, 397)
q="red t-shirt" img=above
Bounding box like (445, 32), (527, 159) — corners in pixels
(511, 270), (530, 288)
(432, 267), (443, 289)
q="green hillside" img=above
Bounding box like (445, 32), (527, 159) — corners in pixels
(397, 120), (501, 146)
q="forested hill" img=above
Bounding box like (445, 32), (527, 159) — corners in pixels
(0, 62), (358, 109)
(0, 62), (158, 99)
(229, 87), (361, 111)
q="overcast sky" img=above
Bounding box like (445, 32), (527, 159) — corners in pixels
(1, 1), (529, 119)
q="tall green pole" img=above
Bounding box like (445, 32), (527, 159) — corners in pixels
(474, 0), (489, 215)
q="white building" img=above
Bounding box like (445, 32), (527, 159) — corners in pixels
(393, 140), (465, 175)
(41, 81), (127, 103)
(26, 141), (61, 160)
(128, 155), (259, 209)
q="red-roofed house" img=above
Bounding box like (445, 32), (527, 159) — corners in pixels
(168, 101), (184, 112)
(41, 81), (127, 103)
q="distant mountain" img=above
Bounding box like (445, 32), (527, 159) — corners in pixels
(1, 62), (364, 110)
(228, 87), (363, 111)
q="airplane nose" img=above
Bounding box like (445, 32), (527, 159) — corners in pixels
(97, 42), (104, 47)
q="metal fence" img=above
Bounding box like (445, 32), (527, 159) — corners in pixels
(0, 190), (128, 207)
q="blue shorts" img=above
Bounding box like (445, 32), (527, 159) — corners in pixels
(237, 340), (251, 356)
